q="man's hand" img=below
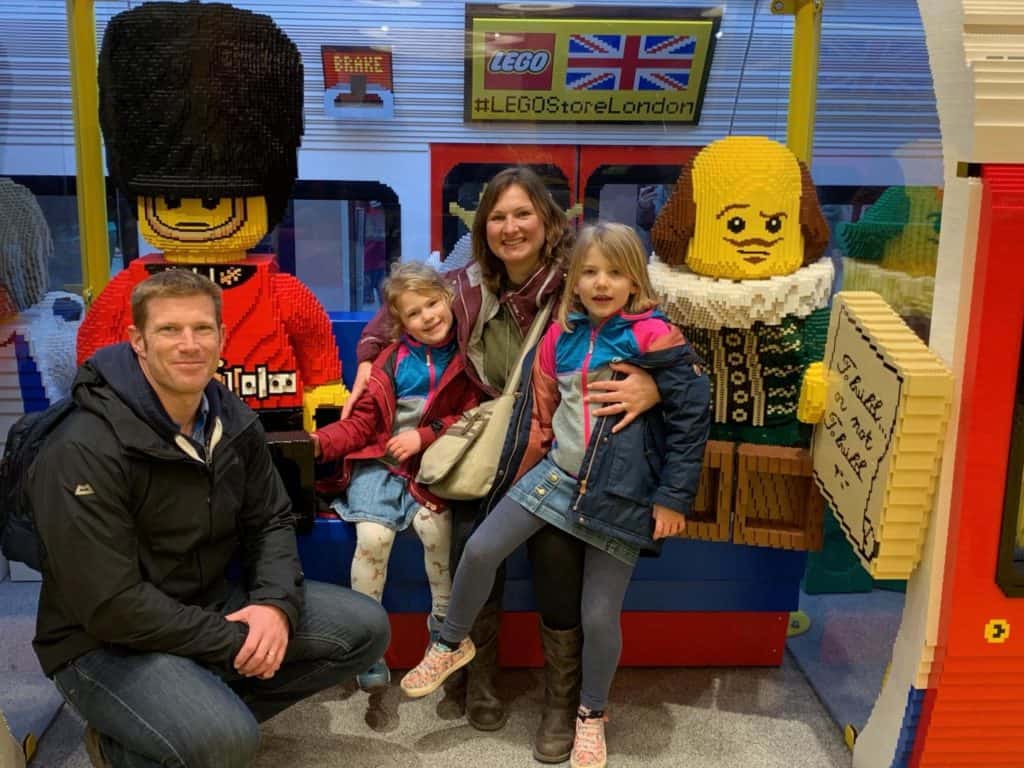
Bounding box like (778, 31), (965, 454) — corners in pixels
(226, 604), (290, 679)
(341, 362), (374, 420)
(386, 430), (423, 463)
(587, 363), (661, 434)
(652, 504), (686, 540)
(310, 433), (321, 460)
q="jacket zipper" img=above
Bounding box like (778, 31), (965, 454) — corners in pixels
(580, 328), (598, 446)
(572, 413), (608, 519)
(426, 348), (436, 406)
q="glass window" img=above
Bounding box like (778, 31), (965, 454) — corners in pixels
(582, 164), (681, 255)
(6, 176), (135, 292)
(827, 185), (942, 343)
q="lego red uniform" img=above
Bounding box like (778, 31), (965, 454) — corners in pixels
(77, 255), (340, 413)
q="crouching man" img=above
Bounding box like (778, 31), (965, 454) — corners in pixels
(30, 270), (389, 768)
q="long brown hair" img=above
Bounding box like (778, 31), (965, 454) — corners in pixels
(470, 166), (573, 292)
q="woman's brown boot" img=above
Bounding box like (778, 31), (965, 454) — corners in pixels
(466, 602), (507, 731)
(533, 622), (583, 763)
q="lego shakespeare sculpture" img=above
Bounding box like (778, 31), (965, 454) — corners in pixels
(649, 136), (832, 550)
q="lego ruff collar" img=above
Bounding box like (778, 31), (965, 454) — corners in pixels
(649, 256), (833, 330)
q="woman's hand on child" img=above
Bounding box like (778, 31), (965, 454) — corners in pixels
(341, 361), (374, 419)
(587, 362), (661, 433)
(652, 504), (686, 539)
(386, 430), (423, 463)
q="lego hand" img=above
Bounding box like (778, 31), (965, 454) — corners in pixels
(341, 362), (373, 420)
(227, 604), (290, 680)
(386, 429), (422, 463)
(652, 504), (686, 539)
(797, 361), (827, 424)
(302, 381), (349, 433)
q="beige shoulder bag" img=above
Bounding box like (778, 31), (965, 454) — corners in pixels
(416, 301), (553, 500)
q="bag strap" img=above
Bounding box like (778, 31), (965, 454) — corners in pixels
(502, 299), (554, 396)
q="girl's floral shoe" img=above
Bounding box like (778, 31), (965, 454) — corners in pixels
(400, 637), (476, 697)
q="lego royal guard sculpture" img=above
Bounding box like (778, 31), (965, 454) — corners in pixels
(78, 2), (345, 434)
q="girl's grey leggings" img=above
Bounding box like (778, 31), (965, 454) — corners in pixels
(440, 494), (634, 710)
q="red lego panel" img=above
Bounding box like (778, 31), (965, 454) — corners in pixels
(910, 164), (1024, 766)
(383, 611), (789, 670)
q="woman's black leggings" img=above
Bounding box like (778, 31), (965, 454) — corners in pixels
(449, 499), (584, 629)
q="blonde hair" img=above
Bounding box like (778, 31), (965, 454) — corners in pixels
(382, 261), (454, 339)
(557, 222), (658, 331)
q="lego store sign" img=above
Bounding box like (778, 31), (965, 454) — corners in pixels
(320, 45), (395, 120)
(465, 4), (720, 124)
(811, 293), (953, 580)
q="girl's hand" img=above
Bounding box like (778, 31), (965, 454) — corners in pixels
(588, 363), (661, 433)
(386, 430), (423, 463)
(341, 361), (374, 419)
(309, 432), (321, 460)
(652, 504), (686, 539)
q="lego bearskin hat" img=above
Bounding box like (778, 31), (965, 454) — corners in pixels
(98, 2), (303, 231)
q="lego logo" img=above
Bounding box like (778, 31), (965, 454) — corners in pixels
(487, 50), (551, 75)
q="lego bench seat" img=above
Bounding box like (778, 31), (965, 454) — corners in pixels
(297, 517), (804, 667)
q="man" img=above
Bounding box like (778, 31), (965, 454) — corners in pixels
(30, 270), (389, 768)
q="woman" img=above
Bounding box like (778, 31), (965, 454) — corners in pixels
(345, 167), (659, 763)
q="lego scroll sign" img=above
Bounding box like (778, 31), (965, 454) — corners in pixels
(811, 292), (953, 579)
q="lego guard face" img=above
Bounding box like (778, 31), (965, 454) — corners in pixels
(138, 195), (269, 261)
(686, 138), (805, 281)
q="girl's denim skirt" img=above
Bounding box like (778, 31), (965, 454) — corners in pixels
(330, 461), (422, 531)
(507, 455), (639, 566)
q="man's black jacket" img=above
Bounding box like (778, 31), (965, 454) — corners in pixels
(30, 343), (303, 677)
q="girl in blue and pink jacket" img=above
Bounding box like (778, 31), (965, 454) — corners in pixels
(400, 223), (711, 768)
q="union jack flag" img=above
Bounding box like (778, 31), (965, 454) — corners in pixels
(565, 33), (695, 92)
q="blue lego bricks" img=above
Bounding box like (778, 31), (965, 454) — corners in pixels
(298, 518), (806, 613)
(891, 686), (928, 768)
(329, 312), (376, 390)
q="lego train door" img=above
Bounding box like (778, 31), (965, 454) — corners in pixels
(907, 164), (1024, 765)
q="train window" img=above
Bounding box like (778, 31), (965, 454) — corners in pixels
(997, 331), (1024, 597)
(826, 185), (942, 343)
(5, 175), (136, 292)
(231, 180), (399, 314)
(582, 164), (681, 255)
(440, 163), (571, 267)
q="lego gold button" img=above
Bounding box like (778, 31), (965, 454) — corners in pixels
(535, 487), (546, 496)
(548, 473), (559, 482)
(984, 619), (1010, 644)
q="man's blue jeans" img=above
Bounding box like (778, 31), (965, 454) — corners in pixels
(53, 581), (390, 768)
